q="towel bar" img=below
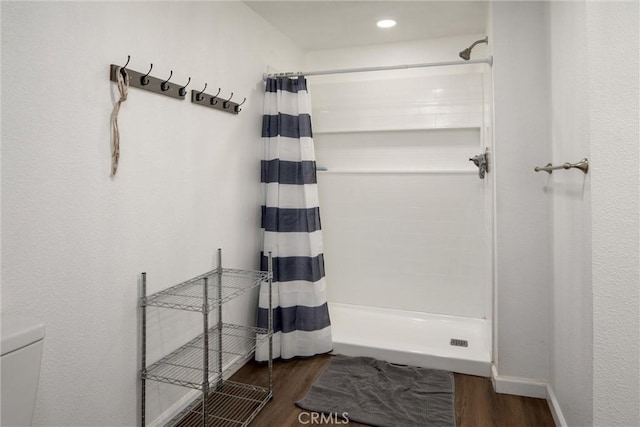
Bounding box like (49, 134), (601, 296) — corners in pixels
(534, 158), (589, 174)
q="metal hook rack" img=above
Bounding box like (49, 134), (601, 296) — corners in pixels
(110, 56), (246, 113)
(191, 89), (245, 115)
(109, 60), (187, 100)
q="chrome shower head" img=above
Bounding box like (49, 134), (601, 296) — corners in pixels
(459, 36), (488, 61)
(459, 48), (472, 61)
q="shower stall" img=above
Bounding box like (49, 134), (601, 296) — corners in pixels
(297, 43), (495, 377)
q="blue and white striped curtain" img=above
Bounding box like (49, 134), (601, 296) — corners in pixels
(256, 76), (332, 361)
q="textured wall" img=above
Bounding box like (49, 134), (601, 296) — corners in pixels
(494, 1), (639, 422)
(1, 2), (303, 425)
(548, 2), (593, 425)
(587, 2), (640, 425)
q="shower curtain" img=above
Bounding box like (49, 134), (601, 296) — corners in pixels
(256, 76), (332, 361)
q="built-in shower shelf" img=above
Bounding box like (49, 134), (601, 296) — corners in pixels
(317, 169), (477, 175)
(142, 268), (270, 312)
(314, 125), (482, 135)
(143, 323), (270, 390)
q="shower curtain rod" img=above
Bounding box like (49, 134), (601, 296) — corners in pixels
(264, 56), (493, 80)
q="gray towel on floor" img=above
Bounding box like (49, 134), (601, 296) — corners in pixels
(296, 355), (455, 427)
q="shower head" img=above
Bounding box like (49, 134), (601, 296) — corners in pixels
(459, 37), (488, 61)
(459, 48), (472, 61)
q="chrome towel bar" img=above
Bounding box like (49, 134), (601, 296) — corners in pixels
(534, 158), (589, 174)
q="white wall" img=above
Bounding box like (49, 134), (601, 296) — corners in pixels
(304, 36), (493, 320)
(1, 2), (303, 425)
(491, 1), (551, 383)
(304, 34), (488, 72)
(547, 1), (640, 424)
(548, 2), (593, 425)
(318, 170), (487, 318)
(586, 1), (640, 425)
(493, 3), (640, 425)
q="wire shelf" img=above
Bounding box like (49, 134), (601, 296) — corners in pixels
(143, 268), (271, 312)
(172, 381), (272, 427)
(140, 251), (274, 426)
(142, 324), (270, 390)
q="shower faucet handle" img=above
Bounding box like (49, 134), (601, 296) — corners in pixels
(469, 155), (481, 167)
(469, 148), (490, 179)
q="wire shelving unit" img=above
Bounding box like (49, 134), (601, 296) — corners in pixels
(140, 249), (273, 426)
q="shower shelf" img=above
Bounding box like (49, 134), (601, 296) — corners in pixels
(140, 249), (273, 427)
(313, 125), (482, 135)
(316, 169), (477, 175)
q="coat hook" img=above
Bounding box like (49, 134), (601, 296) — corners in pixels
(223, 92), (234, 109)
(195, 83), (208, 102)
(210, 88), (222, 105)
(178, 77), (191, 97)
(234, 97), (247, 113)
(120, 55), (130, 78)
(140, 63), (153, 86)
(160, 70), (173, 92)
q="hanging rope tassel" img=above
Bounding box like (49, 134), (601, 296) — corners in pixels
(111, 67), (129, 177)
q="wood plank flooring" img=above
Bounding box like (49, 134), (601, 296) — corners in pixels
(228, 354), (556, 427)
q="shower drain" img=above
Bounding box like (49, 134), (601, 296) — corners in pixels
(450, 338), (468, 347)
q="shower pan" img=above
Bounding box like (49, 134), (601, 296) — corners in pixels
(329, 303), (491, 376)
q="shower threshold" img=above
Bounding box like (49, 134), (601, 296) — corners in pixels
(328, 302), (492, 377)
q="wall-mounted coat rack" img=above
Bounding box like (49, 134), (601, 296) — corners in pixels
(109, 57), (189, 100)
(191, 84), (246, 115)
(109, 56), (246, 114)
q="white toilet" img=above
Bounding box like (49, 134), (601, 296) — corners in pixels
(1, 314), (45, 426)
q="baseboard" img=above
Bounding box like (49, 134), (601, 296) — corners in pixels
(148, 353), (253, 427)
(546, 383), (568, 427)
(149, 387), (201, 427)
(490, 364), (548, 398)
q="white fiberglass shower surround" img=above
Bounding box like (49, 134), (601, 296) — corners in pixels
(277, 50), (495, 377)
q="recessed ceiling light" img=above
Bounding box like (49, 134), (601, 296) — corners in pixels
(376, 19), (396, 29)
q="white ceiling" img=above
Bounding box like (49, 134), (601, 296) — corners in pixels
(244, 1), (488, 51)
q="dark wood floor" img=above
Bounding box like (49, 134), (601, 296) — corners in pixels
(229, 354), (556, 427)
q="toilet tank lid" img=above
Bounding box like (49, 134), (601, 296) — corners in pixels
(1, 314), (45, 356)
